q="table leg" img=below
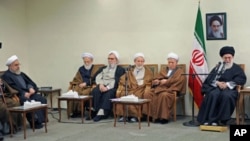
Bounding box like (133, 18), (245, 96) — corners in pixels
(138, 105), (141, 129)
(50, 92), (53, 109)
(123, 104), (126, 125)
(32, 112), (35, 132)
(67, 100), (70, 119)
(23, 112), (27, 139)
(45, 107), (48, 133)
(147, 102), (150, 127)
(88, 98), (92, 120)
(113, 103), (117, 127)
(8, 111), (13, 137)
(81, 100), (84, 124)
(58, 99), (61, 122)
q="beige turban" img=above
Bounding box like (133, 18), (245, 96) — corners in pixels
(109, 50), (119, 60)
(81, 52), (94, 59)
(134, 52), (145, 60)
(167, 52), (179, 61)
(6, 55), (18, 66)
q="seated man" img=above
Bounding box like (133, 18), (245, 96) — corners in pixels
(197, 46), (247, 126)
(0, 78), (22, 133)
(1, 55), (47, 129)
(116, 53), (153, 122)
(142, 52), (186, 124)
(91, 51), (125, 122)
(68, 52), (101, 118)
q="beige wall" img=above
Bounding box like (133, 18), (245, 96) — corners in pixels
(0, 0), (249, 115)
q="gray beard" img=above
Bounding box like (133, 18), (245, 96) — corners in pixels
(224, 62), (233, 70)
(10, 69), (21, 75)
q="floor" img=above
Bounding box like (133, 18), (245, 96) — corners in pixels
(3, 109), (240, 141)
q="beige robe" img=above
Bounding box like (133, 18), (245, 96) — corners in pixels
(115, 66), (153, 117)
(142, 66), (186, 120)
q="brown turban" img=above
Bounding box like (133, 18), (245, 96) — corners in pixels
(219, 46), (235, 57)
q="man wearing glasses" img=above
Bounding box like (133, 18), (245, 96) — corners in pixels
(91, 51), (125, 122)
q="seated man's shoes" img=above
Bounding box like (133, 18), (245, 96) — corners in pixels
(35, 123), (43, 129)
(93, 115), (109, 122)
(129, 117), (137, 123)
(0, 132), (4, 141)
(70, 113), (81, 118)
(86, 111), (97, 120)
(160, 119), (169, 124)
(93, 115), (102, 122)
(118, 117), (129, 122)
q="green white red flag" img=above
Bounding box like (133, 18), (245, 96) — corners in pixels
(188, 5), (209, 108)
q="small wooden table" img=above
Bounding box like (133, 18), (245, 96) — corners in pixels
(236, 87), (250, 124)
(38, 88), (61, 110)
(57, 96), (92, 123)
(8, 104), (48, 139)
(111, 99), (151, 129)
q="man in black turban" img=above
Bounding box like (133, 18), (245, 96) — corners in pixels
(219, 46), (235, 57)
(197, 46), (247, 126)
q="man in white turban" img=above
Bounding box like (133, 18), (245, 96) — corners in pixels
(1, 55), (47, 129)
(68, 52), (102, 118)
(116, 52), (153, 122)
(90, 50), (125, 122)
(142, 52), (186, 124)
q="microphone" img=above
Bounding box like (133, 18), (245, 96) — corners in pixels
(217, 61), (226, 75)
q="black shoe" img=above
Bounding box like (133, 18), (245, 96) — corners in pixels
(35, 123), (43, 129)
(70, 113), (80, 118)
(0, 132), (3, 141)
(160, 119), (169, 124)
(93, 115), (102, 122)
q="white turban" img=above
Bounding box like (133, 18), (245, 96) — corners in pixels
(109, 50), (119, 60)
(134, 52), (145, 60)
(6, 55), (18, 66)
(167, 52), (179, 61)
(81, 52), (94, 59)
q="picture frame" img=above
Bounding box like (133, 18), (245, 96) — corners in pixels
(206, 12), (227, 40)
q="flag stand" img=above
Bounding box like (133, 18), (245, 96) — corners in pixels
(183, 74), (200, 127)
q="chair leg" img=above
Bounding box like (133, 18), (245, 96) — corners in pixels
(173, 98), (177, 122)
(181, 97), (185, 116)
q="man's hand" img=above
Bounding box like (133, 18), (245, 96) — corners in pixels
(79, 83), (87, 88)
(99, 84), (108, 93)
(24, 92), (31, 98)
(159, 79), (167, 85)
(216, 81), (227, 90)
(152, 79), (160, 86)
(29, 88), (35, 95)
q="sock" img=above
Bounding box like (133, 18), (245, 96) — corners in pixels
(97, 109), (104, 116)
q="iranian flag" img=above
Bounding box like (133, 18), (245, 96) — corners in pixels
(188, 5), (209, 108)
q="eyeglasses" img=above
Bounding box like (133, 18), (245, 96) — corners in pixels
(108, 58), (115, 60)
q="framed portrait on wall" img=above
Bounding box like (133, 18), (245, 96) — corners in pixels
(206, 12), (227, 40)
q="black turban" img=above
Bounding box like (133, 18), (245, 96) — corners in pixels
(219, 46), (235, 57)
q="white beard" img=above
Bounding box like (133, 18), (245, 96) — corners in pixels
(135, 65), (143, 70)
(109, 63), (116, 68)
(84, 64), (92, 70)
(212, 31), (223, 38)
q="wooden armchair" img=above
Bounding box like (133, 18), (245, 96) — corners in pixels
(160, 64), (186, 121)
(0, 71), (19, 103)
(235, 64), (245, 125)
